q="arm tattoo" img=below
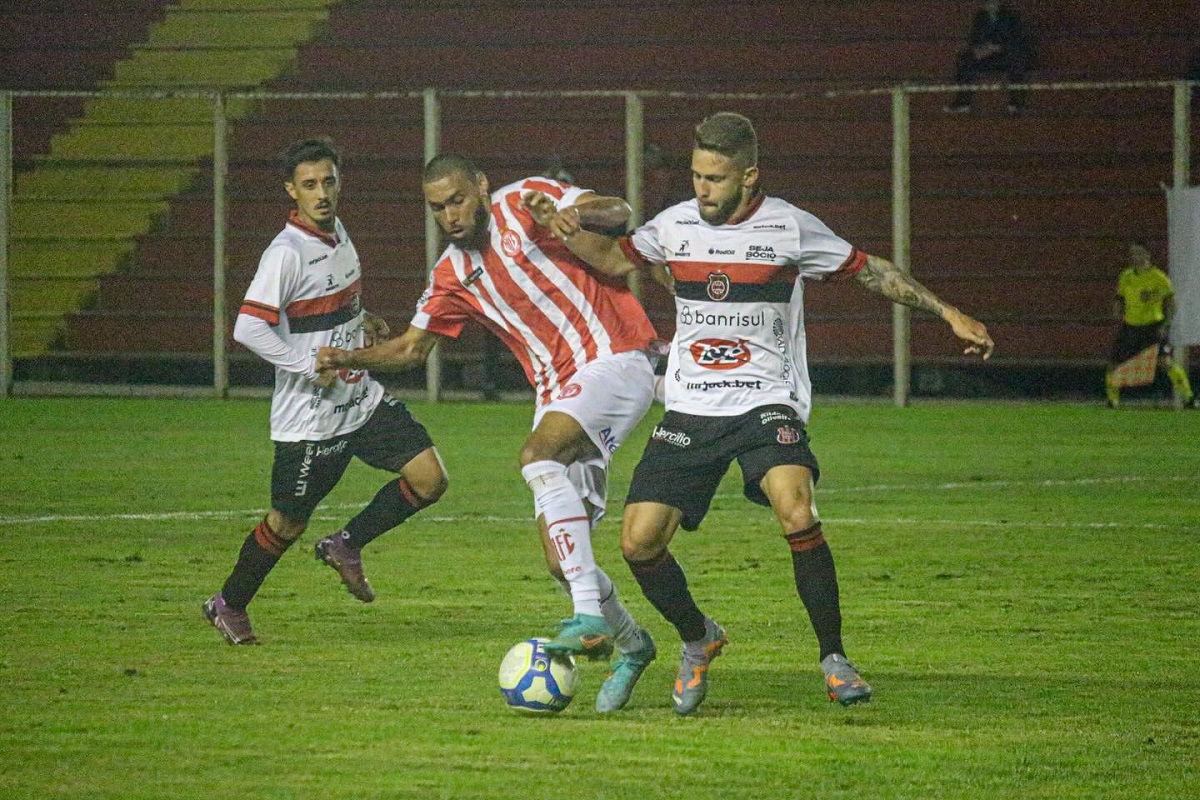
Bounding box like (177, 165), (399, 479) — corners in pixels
(856, 254), (947, 317)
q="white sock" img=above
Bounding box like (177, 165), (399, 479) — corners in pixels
(597, 567), (644, 653)
(522, 460), (601, 617)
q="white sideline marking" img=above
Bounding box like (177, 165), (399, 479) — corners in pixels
(0, 474), (1193, 528)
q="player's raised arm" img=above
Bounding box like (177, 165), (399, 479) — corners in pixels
(523, 189), (642, 279)
(318, 323), (441, 373)
(855, 253), (995, 360)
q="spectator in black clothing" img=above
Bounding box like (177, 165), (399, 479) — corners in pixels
(945, 1), (1034, 113)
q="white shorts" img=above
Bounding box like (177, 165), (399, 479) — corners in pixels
(531, 350), (656, 522)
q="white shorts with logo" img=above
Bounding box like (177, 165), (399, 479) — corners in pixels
(531, 349), (656, 523)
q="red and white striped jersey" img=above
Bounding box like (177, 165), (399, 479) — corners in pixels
(412, 177), (658, 406)
(237, 212), (383, 441)
(620, 194), (865, 422)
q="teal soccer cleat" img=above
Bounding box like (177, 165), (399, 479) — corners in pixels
(544, 613), (614, 661)
(595, 629), (657, 712)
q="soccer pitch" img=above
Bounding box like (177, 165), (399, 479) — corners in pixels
(1, 397), (1197, 799)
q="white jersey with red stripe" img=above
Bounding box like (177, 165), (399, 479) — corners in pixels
(238, 213), (384, 441)
(411, 177), (658, 406)
(622, 194), (865, 422)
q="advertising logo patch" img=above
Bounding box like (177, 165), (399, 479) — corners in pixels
(689, 338), (751, 370)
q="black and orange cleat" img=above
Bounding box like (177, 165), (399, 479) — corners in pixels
(672, 618), (727, 715)
(822, 653), (872, 706)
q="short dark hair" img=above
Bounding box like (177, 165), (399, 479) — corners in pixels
(283, 137), (340, 180)
(694, 112), (758, 167)
(423, 153), (482, 184)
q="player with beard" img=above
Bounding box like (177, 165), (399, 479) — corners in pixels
(203, 138), (448, 645)
(523, 112), (994, 714)
(319, 154), (663, 712)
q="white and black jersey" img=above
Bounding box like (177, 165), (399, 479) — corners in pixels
(619, 193), (865, 422)
(236, 212), (384, 442)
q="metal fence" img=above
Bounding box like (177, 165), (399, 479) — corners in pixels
(1, 80), (1195, 404)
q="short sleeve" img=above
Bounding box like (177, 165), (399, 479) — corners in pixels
(240, 243), (300, 324)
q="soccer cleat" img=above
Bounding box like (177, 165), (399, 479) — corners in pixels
(314, 534), (375, 603)
(595, 629), (657, 713)
(672, 618), (727, 716)
(822, 653), (872, 706)
(203, 593), (257, 645)
(544, 613), (614, 661)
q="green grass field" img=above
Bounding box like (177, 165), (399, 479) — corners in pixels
(1, 397), (1197, 799)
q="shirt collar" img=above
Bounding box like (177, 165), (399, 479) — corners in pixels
(287, 210), (339, 247)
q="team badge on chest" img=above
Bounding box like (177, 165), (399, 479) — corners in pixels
(501, 230), (523, 257)
(706, 271), (731, 301)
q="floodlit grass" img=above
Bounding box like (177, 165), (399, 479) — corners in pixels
(1, 397), (1197, 799)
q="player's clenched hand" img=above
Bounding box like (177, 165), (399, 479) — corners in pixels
(317, 346), (350, 371)
(946, 309), (995, 360)
(311, 368), (338, 389)
(522, 191), (581, 241)
(522, 190), (557, 225)
(362, 312), (390, 347)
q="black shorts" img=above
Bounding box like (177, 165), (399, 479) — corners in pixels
(1109, 323), (1164, 365)
(270, 395), (435, 520)
(625, 404), (820, 531)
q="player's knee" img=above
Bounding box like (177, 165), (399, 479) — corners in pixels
(774, 502), (816, 534)
(620, 529), (665, 563)
(402, 449), (449, 505)
(267, 509), (307, 540)
(410, 471), (448, 505)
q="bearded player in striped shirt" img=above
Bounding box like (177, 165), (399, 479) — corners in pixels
(319, 154), (662, 712)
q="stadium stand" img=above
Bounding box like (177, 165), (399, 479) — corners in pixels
(5, 0), (1198, 393)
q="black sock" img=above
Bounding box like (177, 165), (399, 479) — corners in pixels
(626, 550), (707, 643)
(221, 516), (296, 609)
(343, 478), (428, 550)
(785, 523), (845, 660)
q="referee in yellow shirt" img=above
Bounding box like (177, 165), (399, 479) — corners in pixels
(1105, 240), (1197, 408)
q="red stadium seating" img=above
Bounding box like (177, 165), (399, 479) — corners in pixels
(31, 0), (1199, 383)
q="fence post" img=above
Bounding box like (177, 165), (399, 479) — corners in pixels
(212, 92), (229, 398)
(891, 87), (911, 406)
(624, 92), (644, 299)
(423, 88), (441, 403)
(0, 91), (11, 398)
(1171, 80), (1192, 408)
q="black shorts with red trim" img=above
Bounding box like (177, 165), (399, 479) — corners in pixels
(1109, 322), (1164, 365)
(624, 404), (819, 531)
(270, 395), (434, 520)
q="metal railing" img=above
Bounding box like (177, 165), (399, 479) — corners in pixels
(1, 80), (1195, 404)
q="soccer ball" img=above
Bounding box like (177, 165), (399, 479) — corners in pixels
(497, 637), (578, 714)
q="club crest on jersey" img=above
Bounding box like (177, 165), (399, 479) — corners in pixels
(706, 271), (731, 301)
(501, 230), (523, 257)
(689, 338), (751, 370)
(556, 383), (582, 400)
(350, 292), (362, 316)
(776, 426), (801, 445)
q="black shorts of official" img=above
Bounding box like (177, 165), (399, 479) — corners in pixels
(1109, 323), (1165, 365)
(270, 395), (435, 521)
(624, 404), (820, 532)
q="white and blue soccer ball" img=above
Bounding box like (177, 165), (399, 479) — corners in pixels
(498, 637), (578, 714)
